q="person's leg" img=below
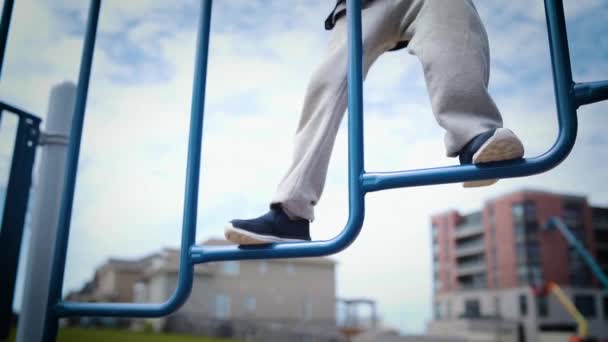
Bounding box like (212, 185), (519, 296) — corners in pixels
(404, 0), (523, 187)
(226, 0), (405, 244)
(272, 1), (407, 221)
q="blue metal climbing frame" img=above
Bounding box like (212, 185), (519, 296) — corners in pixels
(0, 0), (606, 341)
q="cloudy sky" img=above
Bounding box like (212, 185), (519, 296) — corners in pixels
(0, 0), (607, 334)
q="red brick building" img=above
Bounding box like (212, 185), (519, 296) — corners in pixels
(429, 189), (608, 341)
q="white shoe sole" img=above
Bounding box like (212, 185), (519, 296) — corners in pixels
(224, 223), (307, 245)
(463, 128), (524, 188)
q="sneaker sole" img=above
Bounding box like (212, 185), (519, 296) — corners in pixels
(224, 224), (307, 245)
(463, 128), (524, 188)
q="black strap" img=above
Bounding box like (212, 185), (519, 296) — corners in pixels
(324, 0), (409, 52)
(325, 0), (346, 30)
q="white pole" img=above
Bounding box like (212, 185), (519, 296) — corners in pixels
(16, 82), (75, 342)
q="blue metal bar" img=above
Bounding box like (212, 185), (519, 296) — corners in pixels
(52, 0), (213, 319)
(42, 0), (101, 339)
(0, 113), (40, 339)
(547, 217), (608, 291)
(361, 0), (578, 193)
(574, 80), (608, 107)
(191, 0), (366, 265)
(0, 0), (14, 79)
(0, 101), (42, 122)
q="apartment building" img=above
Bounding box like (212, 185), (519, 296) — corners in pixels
(429, 190), (608, 341)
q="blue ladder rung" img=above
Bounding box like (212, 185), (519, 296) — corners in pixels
(573, 80), (608, 107)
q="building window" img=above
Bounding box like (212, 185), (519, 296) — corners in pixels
(569, 248), (592, 287)
(303, 297), (313, 320)
(434, 279), (442, 292)
(286, 262), (296, 275)
(519, 295), (528, 316)
(463, 299), (481, 318)
(574, 295), (596, 319)
(434, 302), (442, 320)
(133, 282), (147, 303)
(245, 296), (256, 313)
(258, 261), (268, 274)
(494, 296), (501, 317)
(221, 261), (239, 276)
(563, 200), (584, 224)
(215, 294), (231, 319)
(447, 300), (452, 319)
(512, 204), (524, 224)
(536, 296), (549, 317)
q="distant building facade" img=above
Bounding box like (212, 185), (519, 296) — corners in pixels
(429, 190), (608, 341)
(67, 239), (343, 341)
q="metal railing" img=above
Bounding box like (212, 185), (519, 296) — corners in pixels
(0, 0), (607, 341)
(0, 102), (41, 338)
(457, 263), (486, 276)
(455, 224), (484, 239)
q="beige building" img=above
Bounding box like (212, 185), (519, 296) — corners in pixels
(66, 256), (153, 303)
(68, 239), (343, 341)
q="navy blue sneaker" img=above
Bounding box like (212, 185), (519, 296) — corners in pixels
(225, 205), (311, 245)
(459, 128), (524, 188)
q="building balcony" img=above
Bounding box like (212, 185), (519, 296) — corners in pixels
(457, 262), (486, 276)
(455, 242), (485, 258)
(455, 224), (484, 239)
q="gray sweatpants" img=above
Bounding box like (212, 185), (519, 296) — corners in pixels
(272, 0), (503, 221)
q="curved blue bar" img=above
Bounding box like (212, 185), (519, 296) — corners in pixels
(56, 287), (192, 317)
(192, 0), (366, 265)
(574, 81), (608, 107)
(362, 0), (579, 193)
(190, 203), (365, 263)
(51, 0), (212, 320)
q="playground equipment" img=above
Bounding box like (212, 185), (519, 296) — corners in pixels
(0, 104), (40, 338)
(0, 0), (606, 341)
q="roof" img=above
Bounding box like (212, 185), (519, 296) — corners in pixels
(431, 188), (593, 219)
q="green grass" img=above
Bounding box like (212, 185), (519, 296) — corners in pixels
(5, 327), (241, 342)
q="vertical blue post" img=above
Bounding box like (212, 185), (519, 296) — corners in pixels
(42, 0), (101, 340)
(345, 0), (366, 243)
(544, 0), (577, 157)
(0, 0), (14, 79)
